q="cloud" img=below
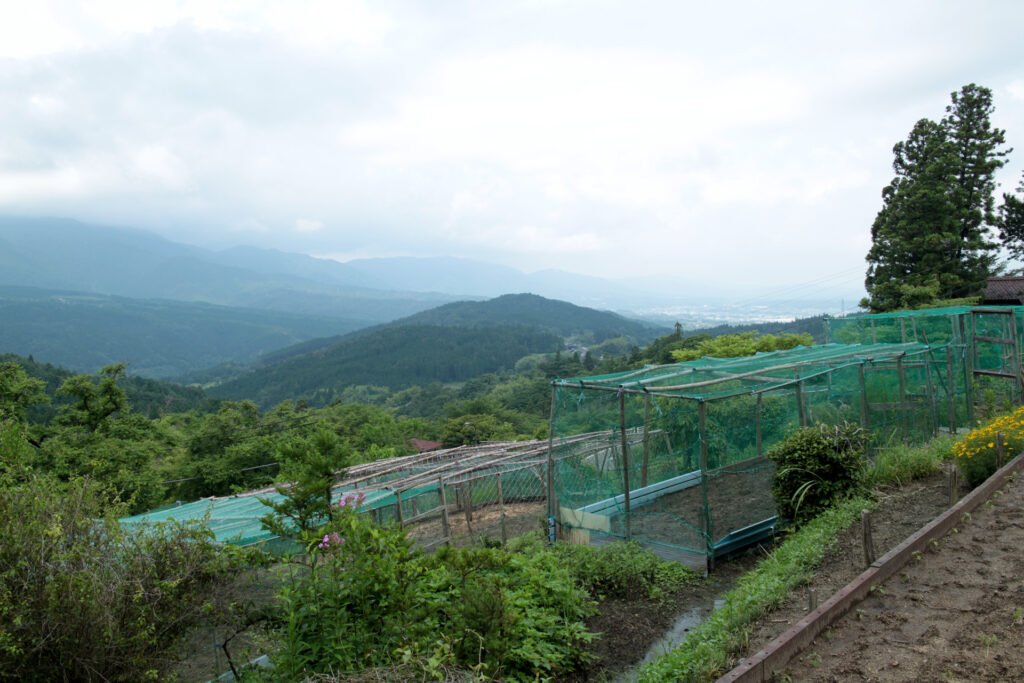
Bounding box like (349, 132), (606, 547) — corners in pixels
(295, 218), (323, 232)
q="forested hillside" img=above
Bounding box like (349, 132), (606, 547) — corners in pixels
(395, 293), (665, 342)
(0, 286), (366, 377)
(207, 324), (562, 407)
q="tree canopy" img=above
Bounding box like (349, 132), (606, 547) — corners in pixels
(862, 84), (1012, 312)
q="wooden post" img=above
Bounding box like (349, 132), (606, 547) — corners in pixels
(871, 319), (877, 344)
(862, 509), (875, 566)
(497, 472), (507, 544)
(997, 431), (1006, 469)
(923, 350), (939, 437)
(900, 318), (907, 343)
(808, 588), (819, 612)
(948, 465), (959, 507)
(859, 362), (869, 429)
(1011, 311), (1023, 403)
(897, 355), (907, 443)
(546, 385), (558, 522)
(795, 374), (807, 427)
(946, 345), (957, 434)
(755, 392), (763, 458)
(438, 476), (451, 541)
(965, 314), (975, 426)
(618, 389), (632, 541)
(641, 393), (651, 488)
(698, 399), (713, 568)
(464, 480), (474, 524)
(395, 489), (404, 527)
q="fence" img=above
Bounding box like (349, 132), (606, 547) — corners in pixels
(548, 341), (978, 573)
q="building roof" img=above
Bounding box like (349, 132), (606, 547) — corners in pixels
(984, 276), (1024, 304)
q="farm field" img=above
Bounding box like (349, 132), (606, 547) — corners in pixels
(774, 465), (1024, 682)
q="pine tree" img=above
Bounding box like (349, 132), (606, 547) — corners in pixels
(998, 172), (1024, 262)
(862, 84), (1011, 312)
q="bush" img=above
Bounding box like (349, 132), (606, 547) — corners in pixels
(953, 406), (1024, 486)
(549, 538), (697, 601)
(0, 467), (244, 681)
(270, 507), (597, 682)
(767, 423), (868, 524)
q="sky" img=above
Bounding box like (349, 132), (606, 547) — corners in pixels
(1, 0), (1023, 301)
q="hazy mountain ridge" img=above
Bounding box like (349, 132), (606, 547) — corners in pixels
(206, 323), (563, 408)
(0, 285), (364, 378)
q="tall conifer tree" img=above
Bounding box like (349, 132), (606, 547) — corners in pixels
(863, 84), (1011, 312)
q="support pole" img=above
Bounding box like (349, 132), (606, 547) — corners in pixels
(1011, 311), (1023, 403)
(546, 385), (558, 522)
(641, 393), (651, 488)
(497, 472), (507, 544)
(795, 373), (807, 427)
(923, 350), (939, 437)
(897, 355), (907, 443)
(862, 509), (876, 567)
(965, 314), (975, 426)
(858, 362), (869, 430)
(618, 389), (632, 541)
(946, 345), (957, 434)
(395, 489), (404, 527)
(698, 399), (713, 569)
(438, 477), (451, 542)
(900, 318), (907, 343)
(755, 392), (763, 458)
(997, 431), (1006, 469)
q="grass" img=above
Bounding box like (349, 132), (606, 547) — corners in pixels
(866, 434), (955, 488)
(635, 432), (959, 682)
(637, 495), (873, 682)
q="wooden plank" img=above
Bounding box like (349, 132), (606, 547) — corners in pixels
(720, 451), (1024, 682)
(974, 335), (1014, 345)
(972, 369), (1018, 379)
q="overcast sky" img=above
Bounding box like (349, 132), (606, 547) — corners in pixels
(1, 1), (1022, 299)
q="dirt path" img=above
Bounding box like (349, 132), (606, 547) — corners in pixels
(778, 469), (1024, 682)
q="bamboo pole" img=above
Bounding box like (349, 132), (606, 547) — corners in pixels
(755, 392), (763, 458)
(546, 385), (557, 522)
(618, 389), (632, 541)
(947, 345), (957, 434)
(897, 356), (907, 443)
(641, 393), (651, 488)
(795, 373), (807, 427)
(698, 399), (713, 569)
(859, 362), (869, 429)
(497, 472), (507, 544)
(438, 476), (451, 542)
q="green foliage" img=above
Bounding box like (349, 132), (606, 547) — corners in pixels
(638, 496), (872, 682)
(864, 84), (1010, 312)
(441, 412), (518, 446)
(56, 362), (129, 431)
(210, 323), (562, 408)
(999, 172), (1024, 261)
(259, 428), (352, 542)
(0, 469), (245, 682)
(549, 538), (698, 601)
(767, 423), (868, 523)
(953, 406), (1024, 486)
(867, 434), (955, 488)
(270, 514), (596, 681)
(0, 361), (47, 422)
(671, 331), (813, 362)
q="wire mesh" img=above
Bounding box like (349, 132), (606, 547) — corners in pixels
(548, 328), (1010, 572)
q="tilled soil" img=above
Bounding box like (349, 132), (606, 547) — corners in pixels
(776, 468), (1024, 682)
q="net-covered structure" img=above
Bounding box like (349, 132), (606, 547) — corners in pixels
(549, 340), (977, 572)
(122, 439), (562, 552)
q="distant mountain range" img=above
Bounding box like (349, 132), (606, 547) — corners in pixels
(0, 285), (364, 378)
(198, 293), (668, 406)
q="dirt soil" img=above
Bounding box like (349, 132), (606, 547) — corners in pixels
(572, 468), (956, 682)
(776, 467), (1024, 682)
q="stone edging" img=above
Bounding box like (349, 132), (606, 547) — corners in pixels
(717, 453), (1024, 682)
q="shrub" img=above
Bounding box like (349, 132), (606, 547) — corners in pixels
(270, 507), (597, 682)
(549, 538), (697, 601)
(0, 469), (244, 681)
(767, 423), (868, 524)
(953, 406), (1024, 486)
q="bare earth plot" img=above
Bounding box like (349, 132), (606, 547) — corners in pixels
(778, 470), (1024, 682)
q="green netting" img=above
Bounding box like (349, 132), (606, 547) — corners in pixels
(122, 441), (552, 553)
(550, 338), (987, 571)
